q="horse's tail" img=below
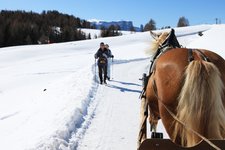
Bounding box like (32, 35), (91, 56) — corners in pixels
(173, 60), (225, 147)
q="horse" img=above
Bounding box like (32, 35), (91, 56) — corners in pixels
(139, 29), (225, 148)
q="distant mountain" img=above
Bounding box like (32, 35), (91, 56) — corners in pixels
(90, 20), (141, 32)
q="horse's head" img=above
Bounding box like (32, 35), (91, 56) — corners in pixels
(150, 31), (170, 52)
(149, 29), (181, 54)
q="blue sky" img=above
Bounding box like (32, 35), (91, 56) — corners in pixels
(0, 0), (225, 28)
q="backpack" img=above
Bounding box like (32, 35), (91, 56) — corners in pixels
(98, 56), (107, 65)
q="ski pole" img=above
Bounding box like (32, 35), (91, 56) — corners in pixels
(111, 57), (113, 80)
(95, 58), (97, 83)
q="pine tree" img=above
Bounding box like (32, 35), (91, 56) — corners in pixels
(130, 26), (136, 33)
(140, 24), (144, 32)
(177, 16), (189, 27)
(144, 19), (156, 31)
(100, 26), (107, 37)
(25, 35), (32, 44)
(0, 25), (4, 47)
(94, 34), (98, 39)
(0, 10), (90, 47)
(88, 33), (91, 39)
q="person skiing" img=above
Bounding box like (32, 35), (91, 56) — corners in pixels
(95, 42), (109, 84)
(105, 44), (114, 80)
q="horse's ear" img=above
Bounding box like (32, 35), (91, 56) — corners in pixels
(150, 30), (158, 40)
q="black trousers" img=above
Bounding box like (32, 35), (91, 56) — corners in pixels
(98, 65), (107, 82)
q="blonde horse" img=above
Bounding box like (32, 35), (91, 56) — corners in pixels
(139, 29), (225, 148)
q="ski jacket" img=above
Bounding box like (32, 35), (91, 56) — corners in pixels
(106, 49), (113, 58)
(95, 48), (109, 66)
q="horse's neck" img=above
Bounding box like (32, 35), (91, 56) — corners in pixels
(149, 46), (172, 74)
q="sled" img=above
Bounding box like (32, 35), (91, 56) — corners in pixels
(139, 139), (225, 150)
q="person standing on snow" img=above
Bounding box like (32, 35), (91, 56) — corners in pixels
(95, 42), (109, 84)
(105, 44), (114, 80)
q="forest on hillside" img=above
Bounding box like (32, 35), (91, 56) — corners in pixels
(0, 10), (92, 48)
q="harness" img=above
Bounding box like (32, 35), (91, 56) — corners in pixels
(140, 29), (181, 99)
(138, 29), (219, 149)
(151, 48), (211, 100)
(140, 29), (211, 99)
(151, 48), (210, 102)
(138, 29), (181, 145)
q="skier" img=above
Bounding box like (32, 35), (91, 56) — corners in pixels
(105, 44), (114, 80)
(95, 42), (109, 84)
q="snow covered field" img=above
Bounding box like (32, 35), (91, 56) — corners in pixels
(80, 28), (133, 39)
(0, 24), (225, 150)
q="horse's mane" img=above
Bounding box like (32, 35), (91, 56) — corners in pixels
(146, 31), (169, 55)
(147, 29), (181, 56)
(151, 32), (169, 52)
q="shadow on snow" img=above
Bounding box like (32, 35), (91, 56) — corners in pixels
(106, 80), (141, 94)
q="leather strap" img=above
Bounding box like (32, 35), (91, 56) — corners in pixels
(188, 49), (194, 62)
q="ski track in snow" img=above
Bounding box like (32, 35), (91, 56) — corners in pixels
(75, 58), (150, 150)
(0, 111), (20, 120)
(31, 63), (99, 150)
(61, 57), (149, 150)
(32, 57), (149, 150)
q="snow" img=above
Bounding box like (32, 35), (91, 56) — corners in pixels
(0, 24), (225, 150)
(80, 28), (134, 39)
(87, 19), (103, 24)
(80, 28), (101, 39)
